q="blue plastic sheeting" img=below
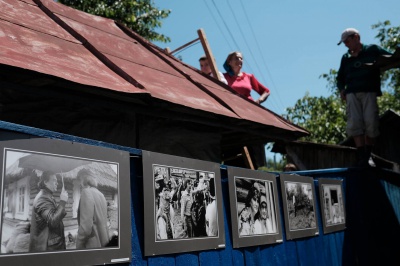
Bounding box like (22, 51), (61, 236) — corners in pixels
(1, 121), (399, 265)
(127, 166), (352, 266)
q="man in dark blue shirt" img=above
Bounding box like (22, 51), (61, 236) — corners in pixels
(337, 28), (392, 167)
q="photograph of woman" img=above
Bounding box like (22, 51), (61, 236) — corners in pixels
(236, 178), (278, 237)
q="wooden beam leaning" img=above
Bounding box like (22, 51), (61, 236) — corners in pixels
(197, 28), (221, 81)
(169, 38), (200, 55)
(242, 146), (255, 170)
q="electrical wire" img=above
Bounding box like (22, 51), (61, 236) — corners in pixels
(238, 0), (286, 112)
(203, 0), (234, 52)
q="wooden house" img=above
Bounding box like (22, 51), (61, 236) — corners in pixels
(0, 0), (308, 169)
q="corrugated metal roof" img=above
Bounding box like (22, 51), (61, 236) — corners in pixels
(0, 0), (308, 137)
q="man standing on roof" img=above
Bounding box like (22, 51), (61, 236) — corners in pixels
(336, 28), (392, 167)
(199, 55), (228, 84)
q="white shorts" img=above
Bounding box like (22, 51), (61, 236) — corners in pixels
(346, 92), (379, 138)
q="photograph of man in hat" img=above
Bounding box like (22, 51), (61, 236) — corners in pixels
(30, 171), (68, 252)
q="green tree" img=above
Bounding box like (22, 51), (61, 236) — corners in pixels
(284, 21), (400, 144)
(373, 21), (400, 111)
(284, 92), (346, 144)
(58, 0), (171, 43)
(259, 156), (287, 172)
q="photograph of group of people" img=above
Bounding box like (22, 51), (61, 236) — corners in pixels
(1, 149), (120, 255)
(235, 177), (278, 237)
(153, 165), (218, 241)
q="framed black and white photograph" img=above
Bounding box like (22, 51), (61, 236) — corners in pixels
(0, 135), (131, 266)
(142, 151), (225, 256)
(318, 178), (346, 234)
(227, 167), (282, 248)
(279, 174), (319, 240)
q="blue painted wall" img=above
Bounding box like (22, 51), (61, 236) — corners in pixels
(1, 121), (399, 265)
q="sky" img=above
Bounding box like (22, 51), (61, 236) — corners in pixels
(152, 0), (399, 115)
(151, 0), (399, 162)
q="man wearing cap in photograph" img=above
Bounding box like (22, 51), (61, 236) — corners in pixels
(336, 27), (393, 167)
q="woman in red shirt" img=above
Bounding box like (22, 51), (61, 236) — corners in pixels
(223, 51), (270, 104)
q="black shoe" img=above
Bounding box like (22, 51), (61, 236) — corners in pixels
(355, 146), (370, 167)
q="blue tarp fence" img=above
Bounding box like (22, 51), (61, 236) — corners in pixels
(1, 121), (399, 266)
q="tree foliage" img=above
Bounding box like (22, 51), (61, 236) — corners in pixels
(58, 0), (171, 43)
(284, 21), (400, 144)
(284, 92), (346, 144)
(373, 21), (400, 111)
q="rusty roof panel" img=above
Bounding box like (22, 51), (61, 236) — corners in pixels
(42, 0), (132, 42)
(45, 7), (239, 117)
(204, 85), (305, 132)
(0, 19), (144, 94)
(1, 0), (78, 43)
(110, 55), (238, 118)
(58, 16), (178, 76)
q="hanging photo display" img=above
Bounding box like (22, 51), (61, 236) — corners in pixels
(227, 167), (283, 248)
(0, 134), (131, 266)
(142, 151), (225, 256)
(318, 178), (346, 234)
(279, 173), (319, 240)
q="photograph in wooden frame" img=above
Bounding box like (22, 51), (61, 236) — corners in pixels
(0, 133), (131, 266)
(142, 151), (225, 256)
(279, 173), (319, 240)
(227, 167), (283, 248)
(318, 178), (346, 234)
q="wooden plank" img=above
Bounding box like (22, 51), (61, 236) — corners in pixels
(197, 28), (221, 82)
(169, 37), (200, 55)
(242, 146), (255, 170)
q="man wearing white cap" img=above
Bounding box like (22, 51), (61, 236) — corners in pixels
(336, 28), (392, 167)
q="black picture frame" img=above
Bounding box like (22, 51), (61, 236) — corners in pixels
(279, 174), (319, 240)
(142, 151), (225, 256)
(227, 167), (283, 248)
(318, 178), (346, 234)
(0, 135), (131, 266)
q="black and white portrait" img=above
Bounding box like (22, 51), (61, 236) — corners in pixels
(227, 167), (282, 248)
(235, 177), (278, 237)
